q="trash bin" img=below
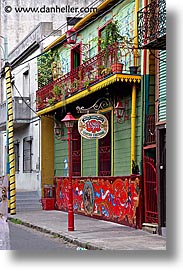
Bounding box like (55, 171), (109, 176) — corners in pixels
(42, 184), (56, 210)
(44, 184), (55, 198)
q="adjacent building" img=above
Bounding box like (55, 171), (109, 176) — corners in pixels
(0, 22), (59, 195)
(0, 0), (99, 52)
(137, 0), (166, 235)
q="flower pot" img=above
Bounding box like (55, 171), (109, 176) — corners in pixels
(129, 66), (138, 74)
(111, 63), (123, 73)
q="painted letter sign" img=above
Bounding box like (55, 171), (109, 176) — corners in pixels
(78, 114), (108, 139)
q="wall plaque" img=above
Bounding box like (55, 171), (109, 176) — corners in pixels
(78, 113), (108, 139)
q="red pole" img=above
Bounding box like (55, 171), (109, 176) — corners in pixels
(67, 127), (74, 231)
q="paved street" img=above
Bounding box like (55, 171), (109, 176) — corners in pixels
(8, 222), (78, 251)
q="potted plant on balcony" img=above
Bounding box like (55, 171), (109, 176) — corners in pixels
(52, 83), (66, 101)
(99, 21), (127, 73)
(47, 97), (55, 106)
(53, 84), (62, 97)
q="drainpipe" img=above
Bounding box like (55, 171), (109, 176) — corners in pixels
(131, 0), (139, 172)
(131, 84), (136, 167)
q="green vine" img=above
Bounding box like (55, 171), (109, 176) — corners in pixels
(37, 49), (60, 89)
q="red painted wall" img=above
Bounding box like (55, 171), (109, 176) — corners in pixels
(54, 176), (142, 228)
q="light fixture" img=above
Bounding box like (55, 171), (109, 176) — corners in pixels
(114, 98), (129, 124)
(54, 120), (64, 139)
(61, 112), (76, 231)
(61, 112), (76, 128)
(66, 27), (77, 44)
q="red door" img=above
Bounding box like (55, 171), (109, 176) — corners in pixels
(72, 123), (81, 176)
(98, 112), (111, 176)
(143, 155), (158, 223)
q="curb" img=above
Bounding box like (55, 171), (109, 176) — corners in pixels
(8, 217), (103, 250)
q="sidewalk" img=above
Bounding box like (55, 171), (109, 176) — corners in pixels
(8, 210), (166, 250)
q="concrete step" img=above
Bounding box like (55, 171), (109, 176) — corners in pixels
(16, 191), (42, 212)
(142, 223), (158, 234)
(16, 191), (40, 198)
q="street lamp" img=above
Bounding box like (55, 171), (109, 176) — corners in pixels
(61, 112), (76, 231)
(66, 28), (77, 44)
(114, 97), (129, 124)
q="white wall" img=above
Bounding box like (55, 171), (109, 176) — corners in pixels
(0, 48), (41, 191)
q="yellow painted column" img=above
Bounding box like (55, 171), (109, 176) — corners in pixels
(131, 84), (137, 170)
(5, 63), (16, 214)
(41, 116), (54, 197)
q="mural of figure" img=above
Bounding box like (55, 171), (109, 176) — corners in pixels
(52, 61), (58, 80)
(83, 181), (94, 214)
(57, 60), (63, 78)
(51, 61), (63, 81)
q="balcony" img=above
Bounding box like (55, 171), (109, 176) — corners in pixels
(145, 114), (156, 145)
(137, 0), (166, 50)
(36, 43), (141, 113)
(0, 97), (31, 131)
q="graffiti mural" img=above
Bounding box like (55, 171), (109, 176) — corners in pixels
(55, 176), (141, 227)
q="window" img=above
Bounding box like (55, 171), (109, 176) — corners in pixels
(98, 22), (113, 68)
(71, 44), (81, 70)
(23, 70), (29, 97)
(23, 136), (33, 172)
(14, 140), (20, 173)
(98, 21), (112, 52)
(98, 111), (111, 176)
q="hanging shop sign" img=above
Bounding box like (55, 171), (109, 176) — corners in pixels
(78, 113), (108, 139)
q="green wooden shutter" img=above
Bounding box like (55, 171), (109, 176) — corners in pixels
(159, 50), (166, 121)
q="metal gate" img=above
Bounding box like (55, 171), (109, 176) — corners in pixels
(143, 155), (158, 223)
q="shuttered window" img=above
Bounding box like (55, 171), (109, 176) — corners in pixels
(23, 136), (33, 172)
(14, 140), (20, 173)
(159, 50), (166, 121)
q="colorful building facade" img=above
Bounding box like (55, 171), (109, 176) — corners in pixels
(36, 0), (166, 232)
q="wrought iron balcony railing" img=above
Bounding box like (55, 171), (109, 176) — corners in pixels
(36, 43), (139, 111)
(137, 0), (166, 50)
(0, 97), (31, 131)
